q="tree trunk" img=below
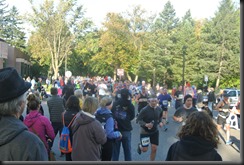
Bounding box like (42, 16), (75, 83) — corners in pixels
(113, 68), (117, 81)
(126, 72), (132, 82)
(215, 42), (225, 89)
(134, 75), (138, 83)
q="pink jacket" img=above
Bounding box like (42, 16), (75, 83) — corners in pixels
(24, 110), (55, 149)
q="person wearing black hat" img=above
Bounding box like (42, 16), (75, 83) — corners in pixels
(0, 67), (48, 160)
(215, 93), (232, 145)
(173, 94), (198, 126)
(111, 88), (135, 161)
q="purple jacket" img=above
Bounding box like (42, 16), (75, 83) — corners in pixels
(24, 110), (55, 149)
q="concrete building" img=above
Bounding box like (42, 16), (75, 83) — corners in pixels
(0, 38), (31, 77)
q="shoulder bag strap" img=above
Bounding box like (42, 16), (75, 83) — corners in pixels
(67, 114), (77, 128)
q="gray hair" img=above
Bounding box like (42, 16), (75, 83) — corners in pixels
(100, 97), (113, 108)
(0, 92), (27, 116)
(74, 89), (83, 98)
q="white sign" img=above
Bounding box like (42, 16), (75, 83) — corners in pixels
(65, 71), (72, 78)
(204, 75), (208, 82)
(117, 69), (124, 76)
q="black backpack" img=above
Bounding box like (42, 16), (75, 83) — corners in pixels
(95, 113), (113, 129)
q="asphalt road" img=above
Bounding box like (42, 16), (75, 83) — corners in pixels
(30, 101), (241, 162)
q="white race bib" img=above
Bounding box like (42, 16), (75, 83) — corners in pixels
(163, 100), (168, 105)
(178, 94), (183, 99)
(141, 137), (150, 147)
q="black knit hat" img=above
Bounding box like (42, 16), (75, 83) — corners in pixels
(0, 67), (31, 103)
(184, 94), (193, 103)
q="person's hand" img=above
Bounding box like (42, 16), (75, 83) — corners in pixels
(116, 132), (122, 141)
(177, 117), (183, 122)
(146, 122), (153, 129)
(159, 122), (163, 127)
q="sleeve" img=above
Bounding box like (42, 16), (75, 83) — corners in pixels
(174, 109), (182, 117)
(43, 117), (55, 140)
(106, 117), (120, 139)
(93, 120), (107, 145)
(165, 144), (174, 161)
(137, 108), (147, 127)
(128, 103), (135, 121)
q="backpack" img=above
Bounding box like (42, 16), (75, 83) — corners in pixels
(114, 105), (127, 120)
(59, 112), (76, 154)
(95, 112), (118, 131)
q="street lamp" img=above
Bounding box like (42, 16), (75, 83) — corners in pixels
(182, 45), (187, 94)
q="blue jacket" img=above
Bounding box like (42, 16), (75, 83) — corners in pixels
(95, 108), (121, 140)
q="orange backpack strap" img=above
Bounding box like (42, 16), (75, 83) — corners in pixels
(67, 114), (77, 128)
(62, 112), (65, 126)
(62, 111), (77, 128)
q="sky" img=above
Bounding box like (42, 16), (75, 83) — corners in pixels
(5, 0), (239, 36)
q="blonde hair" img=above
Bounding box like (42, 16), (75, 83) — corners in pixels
(82, 96), (98, 114)
(100, 97), (113, 108)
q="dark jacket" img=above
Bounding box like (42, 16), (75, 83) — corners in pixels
(208, 91), (216, 102)
(47, 95), (66, 122)
(0, 116), (48, 161)
(71, 111), (107, 161)
(111, 98), (135, 131)
(137, 105), (162, 134)
(165, 136), (222, 161)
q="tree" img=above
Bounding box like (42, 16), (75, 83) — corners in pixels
(27, 0), (87, 79)
(0, 0), (26, 51)
(92, 13), (136, 80)
(125, 5), (156, 82)
(0, 0), (8, 39)
(201, 0), (240, 89)
(4, 6), (26, 51)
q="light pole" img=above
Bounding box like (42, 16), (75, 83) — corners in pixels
(182, 45), (187, 94)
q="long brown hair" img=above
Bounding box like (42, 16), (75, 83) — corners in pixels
(177, 111), (220, 148)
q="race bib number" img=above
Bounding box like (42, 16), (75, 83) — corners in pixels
(178, 94), (183, 99)
(162, 100), (168, 105)
(141, 137), (150, 147)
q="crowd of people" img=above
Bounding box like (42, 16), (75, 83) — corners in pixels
(0, 67), (240, 161)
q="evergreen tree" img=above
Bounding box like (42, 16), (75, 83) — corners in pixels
(201, 0), (240, 88)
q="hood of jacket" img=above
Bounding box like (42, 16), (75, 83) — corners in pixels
(72, 111), (96, 127)
(178, 136), (215, 156)
(0, 116), (27, 146)
(23, 110), (42, 128)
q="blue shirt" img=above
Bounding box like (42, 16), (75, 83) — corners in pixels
(157, 93), (172, 108)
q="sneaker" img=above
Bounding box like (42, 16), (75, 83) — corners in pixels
(164, 127), (168, 131)
(166, 121), (169, 124)
(226, 140), (233, 145)
(137, 143), (141, 155)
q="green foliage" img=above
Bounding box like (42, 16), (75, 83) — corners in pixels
(0, 0), (26, 51)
